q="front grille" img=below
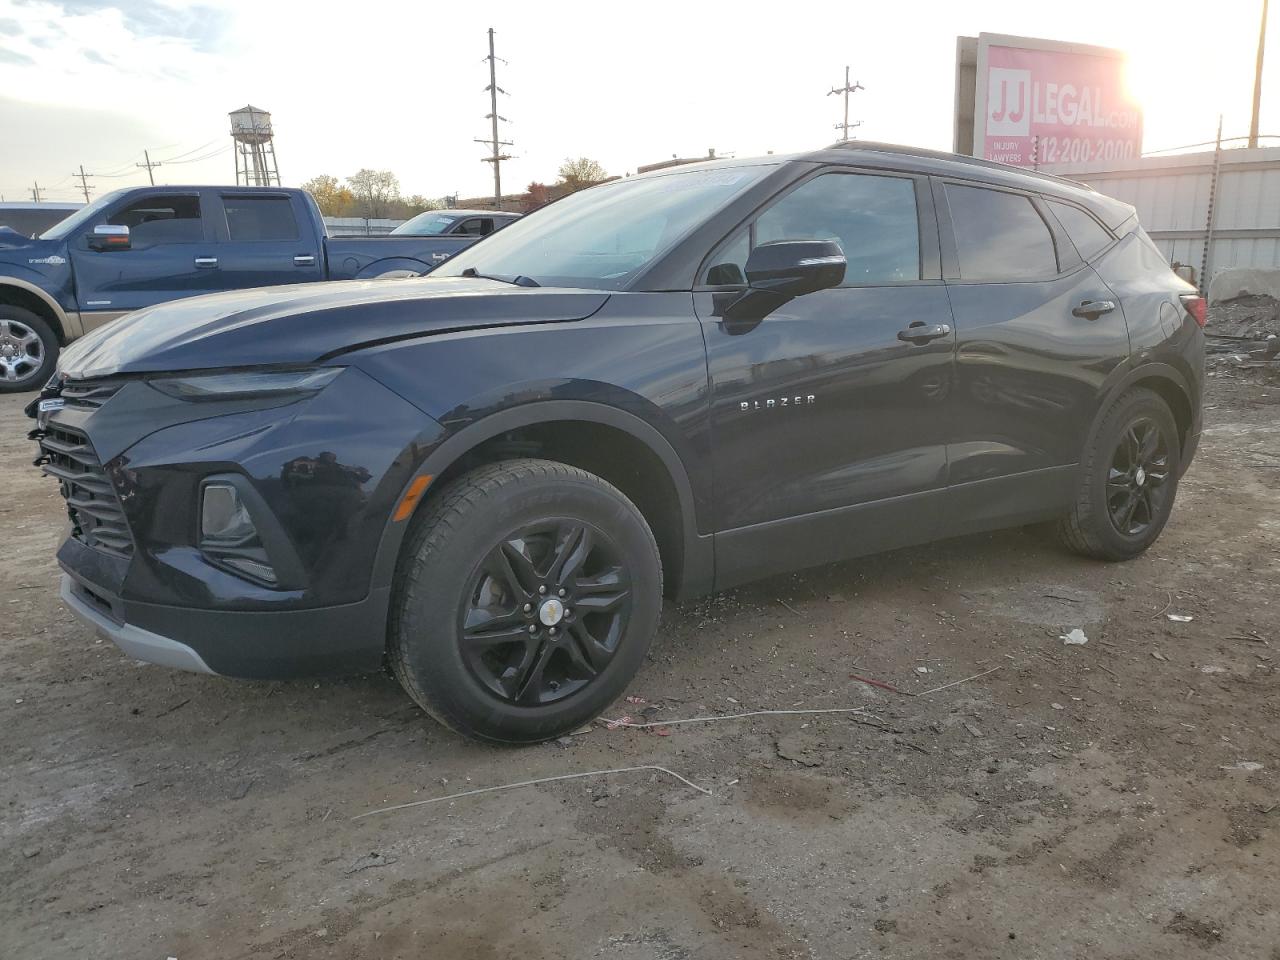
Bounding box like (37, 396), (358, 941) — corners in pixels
(37, 422), (134, 559)
(60, 377), (127, 409)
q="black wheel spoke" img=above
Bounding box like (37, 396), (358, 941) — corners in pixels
(567, 620), (613, 672)
(574, 567), (630, 614)
(549, 522), (592, 585)
(486, 540), (539, 599)
(461, 607), (525, 645)
(513, 640), (556, 704)
(1138, 424), (1159, 460)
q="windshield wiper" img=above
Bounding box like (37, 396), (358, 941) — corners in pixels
(460, 267), (540, 287)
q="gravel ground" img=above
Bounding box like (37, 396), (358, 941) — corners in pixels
(1, 370), (1277, 960)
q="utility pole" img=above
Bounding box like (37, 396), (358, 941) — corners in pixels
(828, 66), (864, 141)
(474, 27), (513, 211)
(1250, 0), (1269, 148)
(30, 181), (42, 203)
(136, 149), (162, 185)
(73, 164), (94, 203)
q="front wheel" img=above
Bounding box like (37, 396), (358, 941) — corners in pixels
(0, 306), (58, 393)
(389, 458), (663, 744)
(1058, 387), (1182, 560)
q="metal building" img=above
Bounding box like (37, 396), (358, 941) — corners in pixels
(1046, 146), (1280, 286)
(229, 105), (281, 187)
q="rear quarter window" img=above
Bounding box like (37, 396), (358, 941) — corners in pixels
(1047, 200), (1114, 261)
(945, 183), (1057, 281)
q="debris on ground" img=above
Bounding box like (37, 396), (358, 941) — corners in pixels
(1167, 614), (1194, 623)
(1220, 761), (1264, 772)
(1060, 628), (1089, 646)
(1200, 665), (1228, 674)
(346, 852), (399, 875)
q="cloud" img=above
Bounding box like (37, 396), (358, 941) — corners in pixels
(0, 15), (19, 32)
(0, 46), (32, 64)
(19, 0), (230, 51)
(80, 47), (110, 65)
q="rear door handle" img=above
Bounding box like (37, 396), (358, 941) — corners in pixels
(897, 322), (952, 344)
(294, 255), (316, 266)
(194, 256), (218, 268)
(1072, 299), (1116, 320)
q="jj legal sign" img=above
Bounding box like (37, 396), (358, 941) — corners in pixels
(962, 34), (1142, 167)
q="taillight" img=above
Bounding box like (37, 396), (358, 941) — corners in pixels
(1180, 294), (1208, 327)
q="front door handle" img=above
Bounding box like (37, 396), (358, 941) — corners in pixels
(1072, 299), (1117, 320)
(294, 254), (316, 266)
(897, 322), (952, 344)
(194, 256), (218, 268)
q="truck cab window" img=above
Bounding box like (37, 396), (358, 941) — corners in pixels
(453, 218), (494, 237)
(108, 195), (202, 245)
(223, 196), (299, 242)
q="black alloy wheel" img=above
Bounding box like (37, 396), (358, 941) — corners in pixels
(1058, 387), (1182, 561)
(460, 520), (632, 706)
(389, 458), (662, 744)
(1105, 417), (1172, 537)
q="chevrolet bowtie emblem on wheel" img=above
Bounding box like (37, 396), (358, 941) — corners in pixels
(740, 395), (816, 411)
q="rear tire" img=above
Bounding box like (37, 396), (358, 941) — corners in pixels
(0, 306), (58, 393)
(1058, 387), (1181, 560)
(389, 458), (662, 744)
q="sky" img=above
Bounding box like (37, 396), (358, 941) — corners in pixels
(0, 0), (1275, 204)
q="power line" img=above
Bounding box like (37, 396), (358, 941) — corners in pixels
(158, 139), (219, 163)
(474, 26), (513, 211)
(163, 144), (231, 165)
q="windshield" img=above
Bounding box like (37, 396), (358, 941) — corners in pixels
(432, 164), (776, 290)
(40, 189), (127, 240)
(392, 212), (457, 236)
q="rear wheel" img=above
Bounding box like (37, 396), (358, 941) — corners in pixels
(0, 306), (58, 393)
(1058, 388), (1181, 560)
(389, 458), (662, 744)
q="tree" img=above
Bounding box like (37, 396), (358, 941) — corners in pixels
(346, 169), (401, 219)
(301, 174), (355, 217)
(556, 157), (607, 190)
(525, 181), (551, 211)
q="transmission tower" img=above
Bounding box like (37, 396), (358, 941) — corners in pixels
(474, 27), (513, 211)
(828, 67), (865, 141)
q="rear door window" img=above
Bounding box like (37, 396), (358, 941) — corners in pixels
(223, 195), (299, 242)
(1047, 200), (1114, 261)
(453, 217), (494, 236)
(945, 184), (1058, 280)
(109, 194), (203, 244)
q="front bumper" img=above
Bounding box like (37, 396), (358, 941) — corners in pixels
(61, 562), (391, 678)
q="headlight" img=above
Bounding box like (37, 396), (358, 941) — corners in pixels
(150, 367), (342, 401)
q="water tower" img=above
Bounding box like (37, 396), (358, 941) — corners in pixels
(229, 105), (280, 186)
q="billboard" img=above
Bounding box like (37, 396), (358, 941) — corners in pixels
(957, 33), (1142, 167)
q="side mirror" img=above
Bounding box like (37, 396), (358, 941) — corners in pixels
(89, 224), (130, 251)
(722, 240), (845, 323)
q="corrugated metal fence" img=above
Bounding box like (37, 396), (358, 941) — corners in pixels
(1045, 146), (1280, 283)
(322, 217), (407, 237)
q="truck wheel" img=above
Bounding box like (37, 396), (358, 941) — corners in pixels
(0, 306), (58, 393)
(389, 458), (663, 744)
(1058, 388), (1181, 561)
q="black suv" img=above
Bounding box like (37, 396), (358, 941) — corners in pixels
(30, 143), (1204, 743)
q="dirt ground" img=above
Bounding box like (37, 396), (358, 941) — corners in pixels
(2, 366), (1278, 960)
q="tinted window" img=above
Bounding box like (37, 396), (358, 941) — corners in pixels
(946, 184), (1057, 280)
(1048, 200), (1113, 261)
(392, 212), (455, 235)
(109, 195), (202, 244)
(705, 172), (920, 285)
(223, 196), (299, 242)
(453, 217), (494, 236)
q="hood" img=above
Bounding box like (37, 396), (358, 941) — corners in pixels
(58, 277), (611, 379)
(0, 233), (66, 260)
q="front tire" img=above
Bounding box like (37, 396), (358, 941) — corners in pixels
(1058, 387), (1181, 560)
(0, 306), (58, 393)
(389, 458), (663, 744)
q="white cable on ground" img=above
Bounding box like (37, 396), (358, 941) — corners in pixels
(353, 764), (711, 820)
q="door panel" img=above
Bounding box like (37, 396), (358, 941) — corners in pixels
(208, 193), (324, 290)
(699, 285), (955, 534)
(69, 192), (222, 314)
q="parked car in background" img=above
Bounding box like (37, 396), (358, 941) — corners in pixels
(392, 208), (520, 237)
(29, 143), (1204, 745)
(0, 201), (83, 238)
(0, 185), (482, 391)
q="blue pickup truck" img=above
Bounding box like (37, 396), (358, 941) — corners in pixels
(0, 185), (479, 391)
